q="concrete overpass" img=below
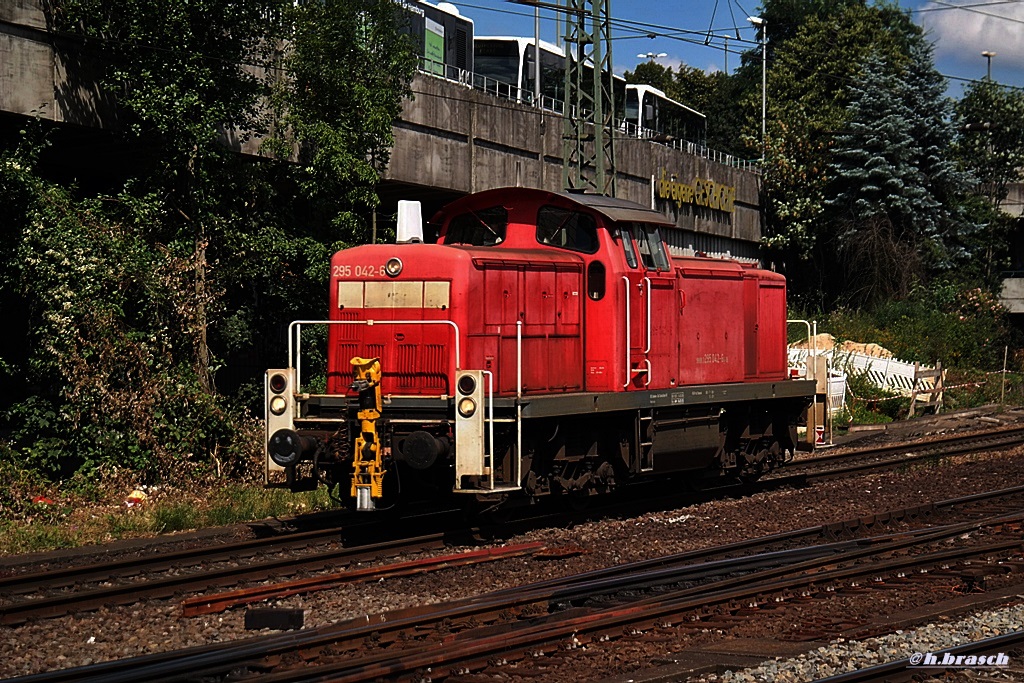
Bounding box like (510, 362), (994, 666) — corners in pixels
(1, 0), (763, 259)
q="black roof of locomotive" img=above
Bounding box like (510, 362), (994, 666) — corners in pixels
(562, 190), (675, 226)
(431, 187), (674, 228)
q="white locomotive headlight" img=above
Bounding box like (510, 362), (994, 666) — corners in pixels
(385, 257), (403, 278)
(269, 396), (288, 416)
(458, 397), (477, 418)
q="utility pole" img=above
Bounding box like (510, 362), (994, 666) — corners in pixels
(563, 0), (615, 195)
(513, 0), (616, 196)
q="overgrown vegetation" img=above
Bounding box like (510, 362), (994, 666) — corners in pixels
(0, 0), (415, 513)
(0, 460), (334, 554)
(795, 282), (1024, 423)
(626, 0), (1024, 308)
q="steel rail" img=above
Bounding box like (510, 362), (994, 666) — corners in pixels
(0, 525), (357, 595)
(810, 630), (1024, 683)
(4, 423), (1022, 629)
(180, 541), (545, 616)
(259, 524), (1024, 682)
(785, 425), (1024, 482)
(0, 532), (451, 626)
(17, 487), (1024, 683)
(792, 424), (1024, 470)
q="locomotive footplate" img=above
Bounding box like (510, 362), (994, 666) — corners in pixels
(514, 379), (817, 419)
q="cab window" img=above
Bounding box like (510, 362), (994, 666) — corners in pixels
(614, 227), (638, 268)
(536, 206), (599, 254)
(444, 206), (508, 246)
(631, 223), (671, 271)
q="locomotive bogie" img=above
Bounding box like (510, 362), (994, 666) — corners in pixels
(264, 187), (815, 509)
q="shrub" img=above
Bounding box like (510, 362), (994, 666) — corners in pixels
(844, 371), (908, 424)
(819, 283), (1018, 371)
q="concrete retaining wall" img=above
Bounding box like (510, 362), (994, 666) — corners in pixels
(392, 74), (762, 246)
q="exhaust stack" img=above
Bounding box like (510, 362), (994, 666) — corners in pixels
(396, 200), (423, 243)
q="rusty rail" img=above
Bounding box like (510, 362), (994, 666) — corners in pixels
(181, 542), (544, 616)
(17, 486), (1024, 683)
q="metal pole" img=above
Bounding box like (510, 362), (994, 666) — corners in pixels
(1002, 345), (1008, 406)
(760, 31), (766, 146)
(555, 0), (562, 50)
(982, 51), (995, 80)
(534, 7), (541, 106)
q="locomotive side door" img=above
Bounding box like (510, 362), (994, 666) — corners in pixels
(630, 223), (677, 389)
(614, 225), (649, 389)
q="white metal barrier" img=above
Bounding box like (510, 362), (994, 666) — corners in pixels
(788, 348), (936, 398)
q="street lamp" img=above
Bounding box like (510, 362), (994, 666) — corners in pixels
(637, 52), (668, 61)
(982, 50), (996, 80)
(748, 16), (767, 150)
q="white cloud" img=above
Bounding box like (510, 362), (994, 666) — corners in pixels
(920, 0), (1024, 72)
(660, 56), (686, 71)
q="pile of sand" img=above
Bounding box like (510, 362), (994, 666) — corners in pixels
(790, 333), (893, 359)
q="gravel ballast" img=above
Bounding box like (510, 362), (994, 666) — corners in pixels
(3, 436), (1024, 679)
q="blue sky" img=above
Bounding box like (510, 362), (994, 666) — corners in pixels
(448, 0), (1024, 95)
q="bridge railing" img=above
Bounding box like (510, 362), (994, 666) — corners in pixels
(415, 59), (759, 174)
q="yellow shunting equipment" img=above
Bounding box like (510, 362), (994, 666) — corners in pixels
(350, 357), (384, 510)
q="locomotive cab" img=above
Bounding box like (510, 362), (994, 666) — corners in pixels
(264, 188), (815, 510)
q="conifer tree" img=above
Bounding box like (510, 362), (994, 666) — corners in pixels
(826, 40), (967, 303)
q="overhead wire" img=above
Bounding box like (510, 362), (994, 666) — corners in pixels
(912, 0), (1023, 14)
(924, 0), (1024, 24)
(24, 0), (1024, 98)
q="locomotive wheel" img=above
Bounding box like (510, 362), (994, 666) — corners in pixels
(738, 463), (765, 484)
(738, 440), (781, 483)
(564, 491), (592, 512)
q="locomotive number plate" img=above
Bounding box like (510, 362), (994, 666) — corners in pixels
(333, 264), (385, 278)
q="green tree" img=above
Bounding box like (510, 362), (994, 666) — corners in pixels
(823, 43), (966, 307)
(758, 0), (862, 53)
(56, 0), (289, 389)
(756, 1), (923, 298)
(623, 61), (674, 93)
(826, 54), (940, 303)
(953, 80), (1024, 280)
(1, 0), (416, 484)
(271, 0), (416, 237)
(954, 80), (1024, 209)
(673, 66), (750, 157)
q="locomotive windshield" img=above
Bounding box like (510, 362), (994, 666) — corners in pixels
(536, 205), (599, 254)
(630, 223), (672, 271)
(443, 206), (508, 246)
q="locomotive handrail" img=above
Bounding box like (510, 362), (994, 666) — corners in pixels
(623, 276), (631, 389)
(287, 319), (462, 394)
(786, 319), (815, 380)
(482, 369), (497, 488)
(643, 276), (652, 354)
(516, 320), (523, 400)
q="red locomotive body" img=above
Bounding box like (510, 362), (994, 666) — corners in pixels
(265, 188), (814, 509)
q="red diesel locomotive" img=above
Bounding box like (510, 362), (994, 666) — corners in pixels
(265, 187), (815, 510)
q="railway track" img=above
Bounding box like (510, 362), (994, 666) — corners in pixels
(779, 423), (1024, 482)
(3, 424), (1022, 629)
(0, 509), (468, 626)
(11, 483), (1024, 683)
(811, 631), (1024, 682)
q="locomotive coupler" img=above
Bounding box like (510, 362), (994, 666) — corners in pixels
(350, 357), (384, 511)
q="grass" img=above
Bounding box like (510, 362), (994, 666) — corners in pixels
(0, 484), (337, 556)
